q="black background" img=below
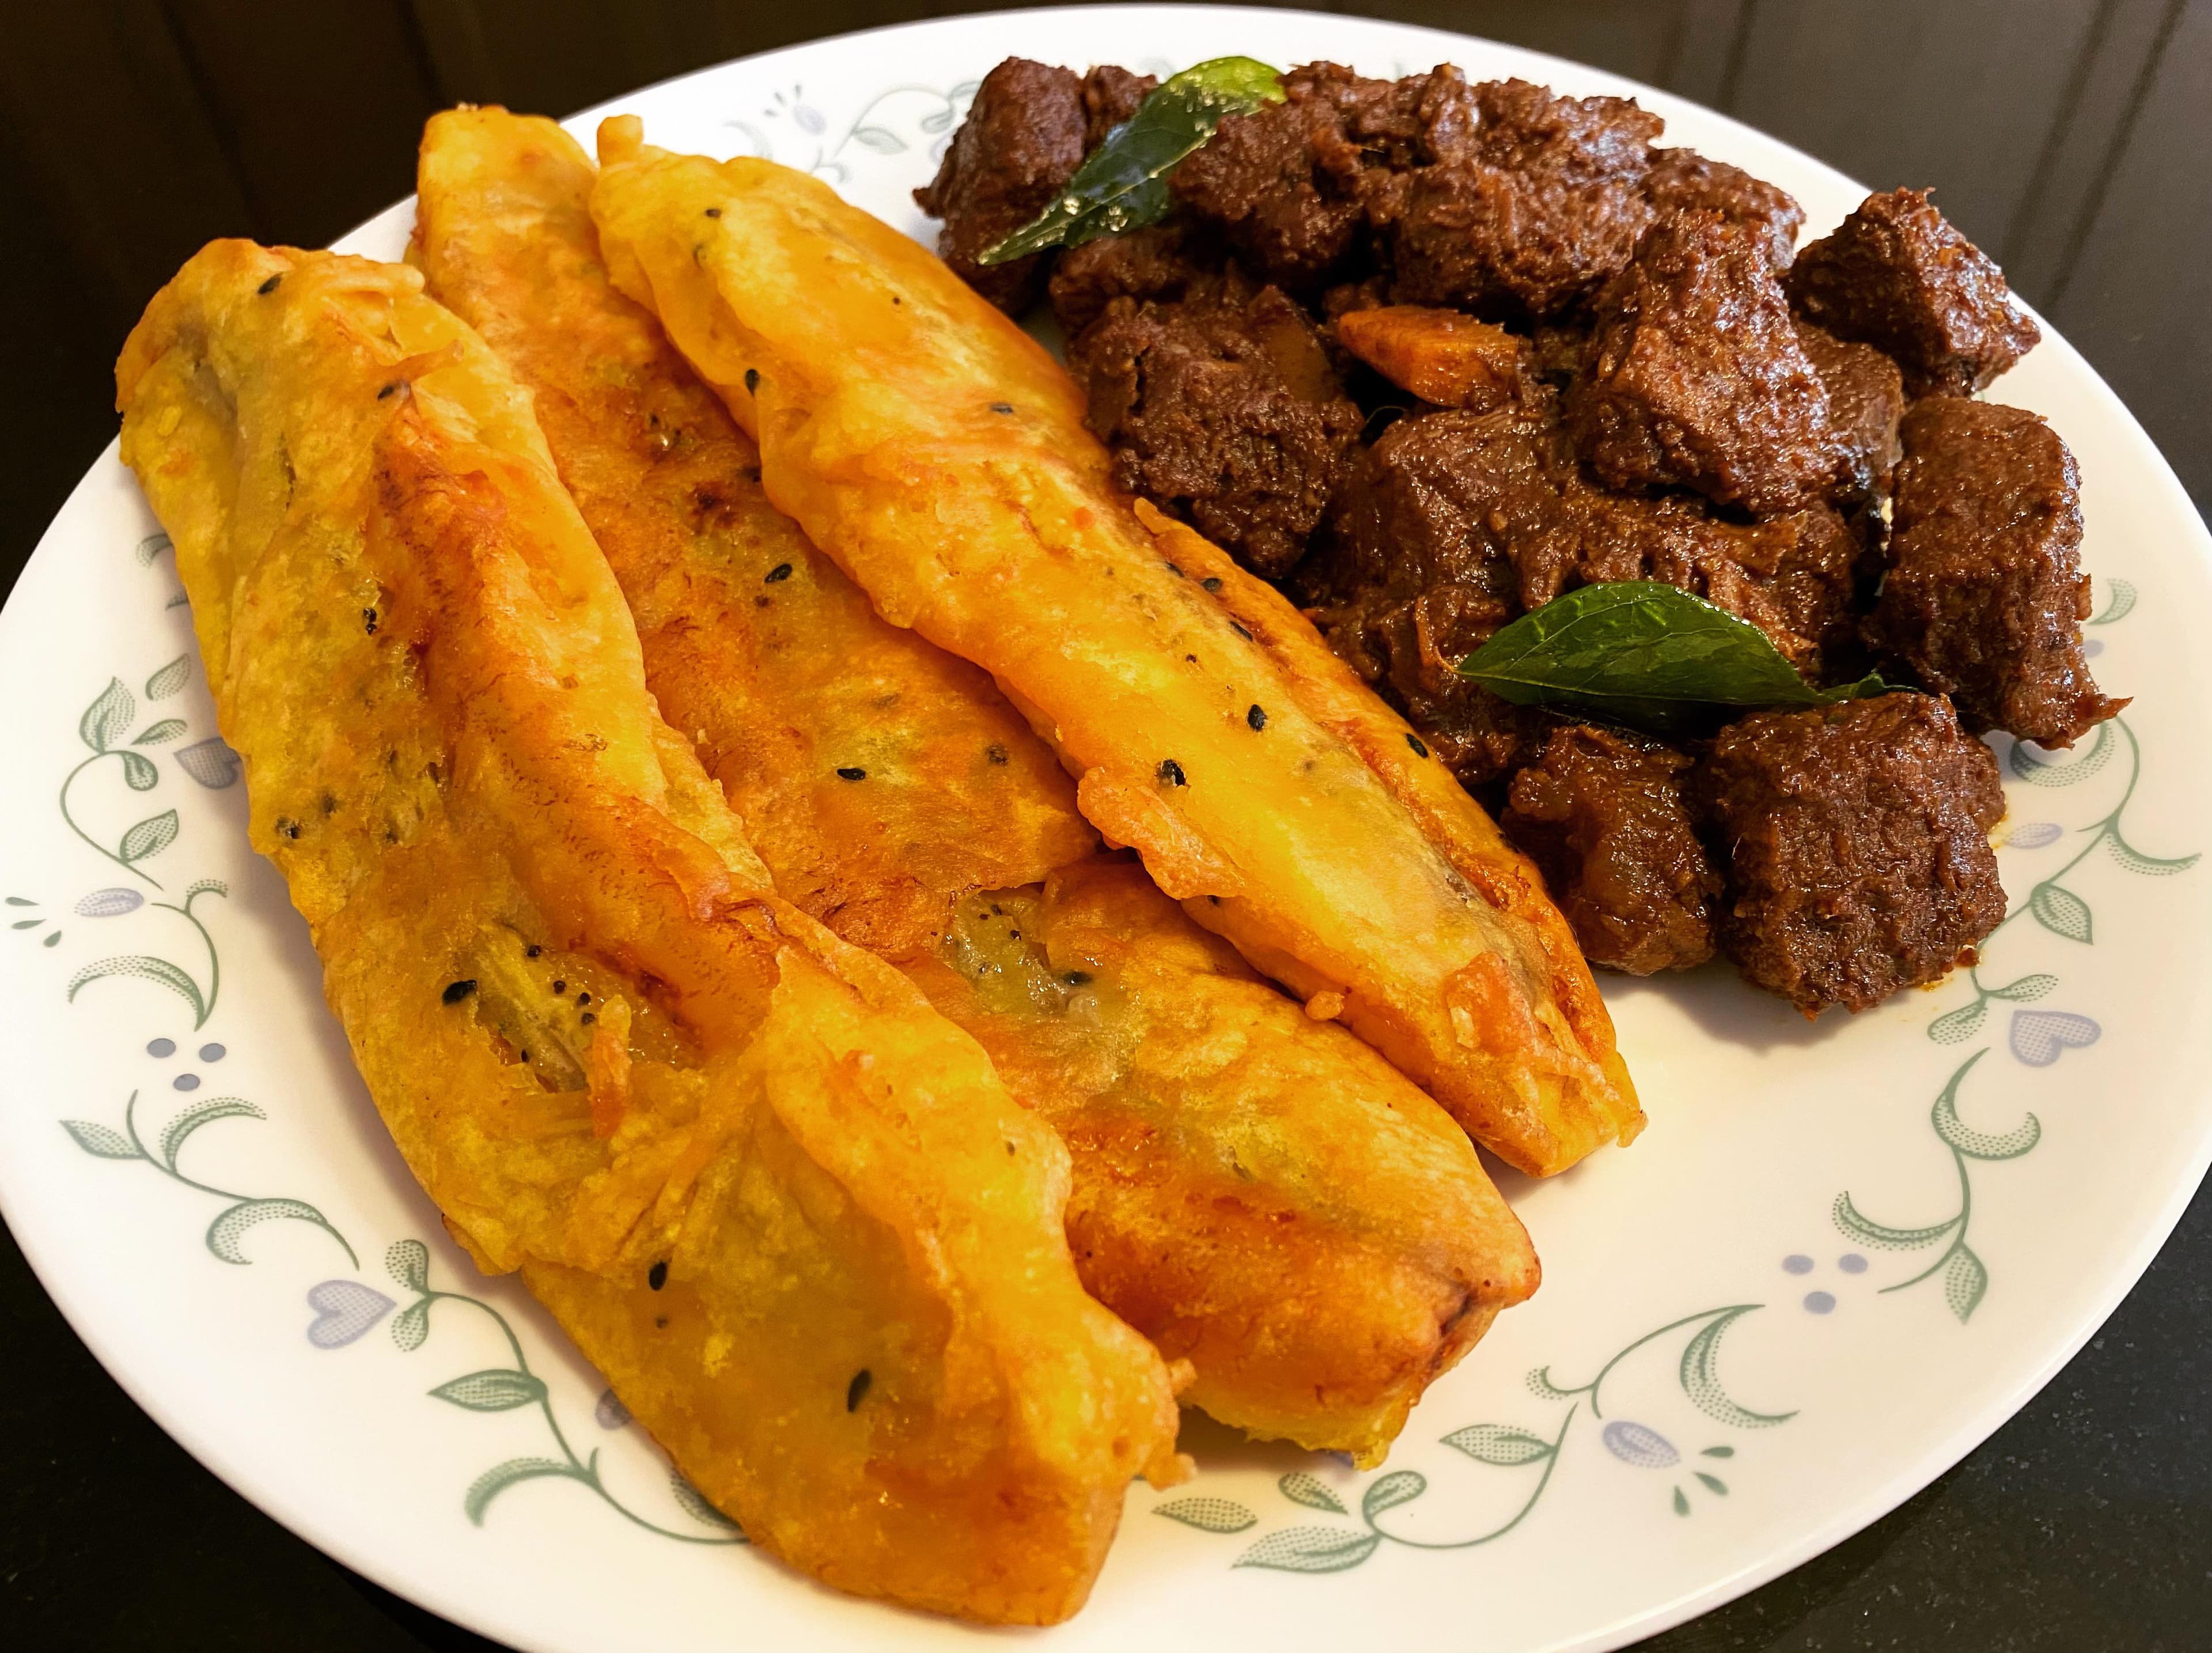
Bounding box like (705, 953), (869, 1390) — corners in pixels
(3, 4), (2209, 1650)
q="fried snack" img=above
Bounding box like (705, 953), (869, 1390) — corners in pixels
(588, 126), (1642, 1177)
(414, 108), (1538, 1462)
(115, 240), (1183, 1626)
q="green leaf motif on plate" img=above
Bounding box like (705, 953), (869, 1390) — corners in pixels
(1679, 1306), (1796, 1429)
(1927, 999), (1987, 1045)
(1457, 582), (1887, 735)
(1832, 1191), (1956, 1250)
(1933, 1087), (2040, 1162)
(2008, 723), (2113, 786)
(1361, 1470), (1427, 1521)
(158, 1097), (263, 1169)
(79, 678), (132, 753)
(118, 751), (159, 791)
(2107, 836), (2199, 876)
(431, 1369), (550, 1412)
(1441, 1423), (1556, 1466)
(206, 1197), (337, 1264)
(1275, 1471), (1347, 1514)
(464, 1458), (574, 1525)
(145, 655), (192, 700)
(133, 719), (187, 746)
(389, 1298), (431, 1353)
(1988, 974), (2058, 1003)
(979, 57), (1284, 263)
(668, 1470), (743, 1533)
(1944, 1245), (1990, 1322)
(387, 1237), (431, 1294)
(2028, 883), (2092, 943)
(62, 1119), (140, 1160)
(119, 810), (179, 866)
(68, 954), (206, 1023)
(1233, 1525), (1382, 1574)
(1154, 1497), (1257, 1533)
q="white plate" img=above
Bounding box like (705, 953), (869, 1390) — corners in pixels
(3, 7), (2208, 1650)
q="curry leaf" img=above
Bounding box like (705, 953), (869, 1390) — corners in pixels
(1457, 582), (1888, 735)
(979, 57), (1283, 264)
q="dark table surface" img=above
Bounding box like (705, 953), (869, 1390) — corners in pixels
(3, 3), (2208, 1650)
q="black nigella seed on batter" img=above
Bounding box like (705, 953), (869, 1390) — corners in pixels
(362, 607), (378, 634)
(525, 944), (542, 958)
(764, 562), (793, 583)
(985, 743), (1008, 765)
(276, 817), (301, 840)
(1157, 759), (1187, 786)
(376, 382), (400, 400)
(836, 766), (866, 781)
(1247, 704), (1267, 731)
(990, 401), (1013, 414)
(552, 979), (567, 994)
(846, 1368), (872, 1411)
(1406, 733), (1430, 758)
(1230, 621), (1253, 640)
(703, 207), (721, 218)
(579, 1011), (596, 1025)
(649, 1260), (668, 1291)
(442, 979), (476, 1004)
(1202, 577), (1222, 592)
(744, 367), (760, 393)
(257, 274), (282, 295)
(1063, 971), (1092, 987)
(1164, 562), (1184, 578)
(577, 991), (590, 1004)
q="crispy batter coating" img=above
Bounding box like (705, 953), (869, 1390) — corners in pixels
(587, 126), (1641, 1177)
(413, 108), (1538, 1461)
(115, 240), (1181, 1626)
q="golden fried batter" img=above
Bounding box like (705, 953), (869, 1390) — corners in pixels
(412, 107), (1538, 1461)
(588, 126), (1642, 1177)
(115, 241), (1181, 1625)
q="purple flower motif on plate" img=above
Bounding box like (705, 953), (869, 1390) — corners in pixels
(2008, 822), (2063, 850)
(2010, 1010), (2101, 1067)
(596, 1387), (633, 1430)
(75, 888), (143, 917)
(1601, 1420), (1679, 1469)
(306, 1280), (395, 1348)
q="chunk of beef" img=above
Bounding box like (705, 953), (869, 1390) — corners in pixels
(1642, 147), (1802, 267)
(1794, 319), (1904, 501)
(1311, 400), (1843, 683)
(1529, 320), (1590, 382)
(1071, 284), (1362, 577)
(1373, 79), (1663, 319)
(1333, 305), (1531, 410)
(1503, 726), (1721, 975)
(1168, 64), (1478, 294)
(1048, 218), (1218, 335)
(914, 58), (1089, 313)
(1784, 188), (2040, 396)
(1865, 397), (2124, 746)
(1081, 63), (1156, 145)
(1734, 503), (1874, 680)
(1569, 211), (1844, 515)
(1303, 400), (1552, 783)
(1698, 693), (2006, 1014)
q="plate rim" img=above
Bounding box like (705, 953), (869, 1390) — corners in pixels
(5, 9), (2210, 1651)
